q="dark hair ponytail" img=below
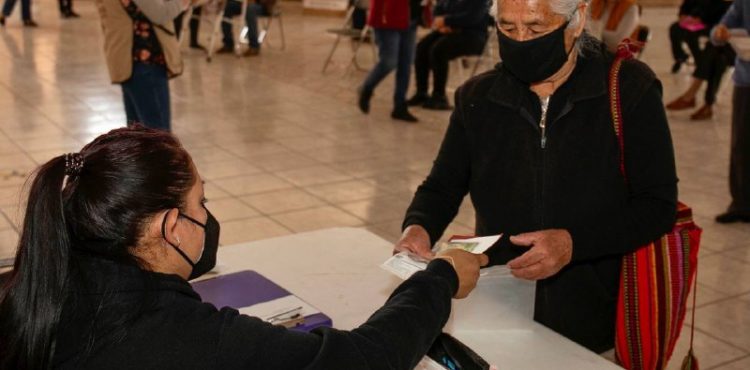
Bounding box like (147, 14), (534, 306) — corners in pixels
(0, 126), (195, 369)
(0, 156), (72, 369)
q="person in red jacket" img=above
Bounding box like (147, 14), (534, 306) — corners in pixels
(358, 0), (423, 122)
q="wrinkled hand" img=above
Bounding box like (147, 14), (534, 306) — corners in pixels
(394, 225), (434, 259)
(507, 229), (572, 281)
(433, 16), (446, 30)
(714, 24), (731, 42)
(435, 249), (489, 298)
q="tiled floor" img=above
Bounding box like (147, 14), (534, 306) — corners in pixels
(0, 1), (749, 368)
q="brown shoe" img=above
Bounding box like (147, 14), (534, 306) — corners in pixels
(666, 97), (696, 110)
(242, 47), (260, 57)
(690, 105), (713, 121)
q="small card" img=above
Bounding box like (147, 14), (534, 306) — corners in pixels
(439, 234), (502, 254)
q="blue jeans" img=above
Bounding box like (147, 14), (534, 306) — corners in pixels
(362, 24), (417, 107)
(121, 63), (171, 131)
(223, 1), (268, 49)
(2, 0), (31, 20)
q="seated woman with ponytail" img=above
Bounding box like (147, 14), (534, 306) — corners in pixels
(0, 126), (487, 370)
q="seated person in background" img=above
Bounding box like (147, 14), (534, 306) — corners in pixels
(666, 0), (733, 120)
(589, 0), (640, 52)
(175, 5), (206, 51)
(218, 0), (276, 56)
(396, 0), (677, 354)
(0, 126), (488, 369)
(669, 0), (731, 73)
(407, 0), (491, 110)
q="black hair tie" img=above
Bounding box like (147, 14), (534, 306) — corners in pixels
(64, 153), (84, 177)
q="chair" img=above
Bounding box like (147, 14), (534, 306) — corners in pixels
(321, 0), (376, 74)
(204, 0), (249, 62)
(255, 7), (286, 50)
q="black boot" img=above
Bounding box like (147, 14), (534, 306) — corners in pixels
(423, 95), (452, 111)
(358, 87), (373, 114)
(406, 92), (429, 106)
(391, 104), (418, 122)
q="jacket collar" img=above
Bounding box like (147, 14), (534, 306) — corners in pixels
(487, 40), (610, 110)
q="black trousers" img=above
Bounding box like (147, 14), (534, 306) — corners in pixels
(414, 30), (486, 98)
(730, 86), (750, 213)
(174, 7), (202, 46)
(58, 0), (72, 14)
(693, 43), (735, 105)
(669, 21), (709, 63)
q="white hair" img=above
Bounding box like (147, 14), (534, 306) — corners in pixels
(496, 0), (596, 55)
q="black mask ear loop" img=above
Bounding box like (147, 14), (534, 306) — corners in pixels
(162, 212), (197, 268)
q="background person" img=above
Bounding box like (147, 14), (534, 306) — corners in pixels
(95, 0), (187, 131)
(407, 0), (491, 110)
(218, 0), (276, 57)
(0, 0), (36, 27)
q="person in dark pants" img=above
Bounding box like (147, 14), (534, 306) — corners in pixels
(712, 0), (750, 223)
(96, 0), (185, 132)
(665, 42), (735, 120)
(669, 0), (731, 73)
(59, 0), (79, 18)
(218, 0), (274, 57)
(174, 6), (206, 51)
(358, 0), (422, 122)
(0, 0), (37, 27)
(408, 0), (490, 110)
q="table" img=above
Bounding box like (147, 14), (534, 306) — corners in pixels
(210, 227), (622, 370)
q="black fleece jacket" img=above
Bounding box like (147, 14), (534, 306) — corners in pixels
(52, 253), (458, 369)
(403, 40), (678, 353)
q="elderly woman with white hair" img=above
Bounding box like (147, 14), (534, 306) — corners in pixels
(395, 0), (678, 353)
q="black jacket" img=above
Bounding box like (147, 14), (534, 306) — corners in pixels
(52, 253), (458, 369)
(434, 0), (490, 35)
(403, 40), (678, 353)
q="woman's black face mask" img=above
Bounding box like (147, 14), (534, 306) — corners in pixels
(161, 206), (221, 280)
(497, 20), (575, 84)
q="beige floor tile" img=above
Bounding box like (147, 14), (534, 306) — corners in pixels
(664, 324), (748, 370)
(213, 173), (294, 196)
(0, 213), (10, 231)
(276, 165), (352, 187)
(239, 188), (325, 215)
(306, 179), (382, 203)
(0, 185), (24, 207)
(218, 217), (292, 245)
(697, 254), (750, 295)
(336, 196), (412, 224)
(271, 206), (364, 232)
(249, 151), (321, 172)
(207, 197), (260, 222)
(203, 181), (233, 201)
(195, 158), (263, 181)
(694, 299), (750, 350)
(0, 229), (19, 259)
(716, 355), (750, 369)
(722, 247), (750, 265)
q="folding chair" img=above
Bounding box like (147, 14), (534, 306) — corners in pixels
(204, 0), (249, 62)
(256, 7), (286, 50)
(321, 0), (376, 74)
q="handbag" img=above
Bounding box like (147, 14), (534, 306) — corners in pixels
(609, 40), (702, 370)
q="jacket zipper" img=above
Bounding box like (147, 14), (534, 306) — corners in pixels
(539, 96), (550, 149)
(538, 96), (550, 228)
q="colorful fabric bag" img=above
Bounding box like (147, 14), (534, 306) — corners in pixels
(609, 40), (702, 370)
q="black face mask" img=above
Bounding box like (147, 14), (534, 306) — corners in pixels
(162, 206), (221, 280)
(497, 21), (574, 84)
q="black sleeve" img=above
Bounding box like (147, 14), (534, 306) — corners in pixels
(216, 260), (458, 370)
(443, 0), (489, 29)
(568, 78), (678, 262)
(402, 87), (473, 245)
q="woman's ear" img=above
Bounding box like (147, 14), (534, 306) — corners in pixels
(161, 208), (181, 247)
